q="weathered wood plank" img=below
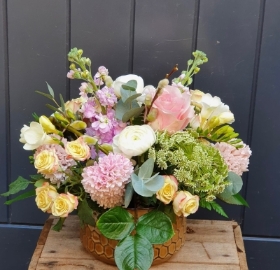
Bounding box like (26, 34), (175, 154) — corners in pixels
(29, 216), (247, 269)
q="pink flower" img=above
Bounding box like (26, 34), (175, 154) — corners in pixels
(214, 142), (252, 176)
(148, 85), (195, 133)
(98, 66), (109, 76)
(67, 70), (75, 79)
(81, 153), (134, 208)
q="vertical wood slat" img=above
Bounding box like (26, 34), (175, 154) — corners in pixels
(133, 0), (196, 86)
(8, 0), (69, 224)
(70, 0), (133, 97)
(0, 0), (8, 222)
(243, 0), (280, 237)
(192, 0), (260, 223)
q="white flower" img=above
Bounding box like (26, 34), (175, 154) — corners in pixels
(112, 74), (144, 98)
(19, 122), (52, 150)
(137, 85), (156, 106)
(112, 125), (156, 158)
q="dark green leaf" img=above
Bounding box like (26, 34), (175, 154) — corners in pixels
(97, 206), (135, 240)
(52, 217), (66, 232)
(46, 82), (55, 98)
(115, 234), (153, 270)
(30, 174), (43, 181)
(59, 94), (65, 112)
(210, 201), (228, 218)
(1, 176), (31, 197)
(232, 193), (249, 207)
(157, 203), (176, 223)
(46, 104), (60, 113)
(77, 199), (96, 227)
(122, 107), (144, 123)
(35, 90), (53, 101)
(4, 189), (35, 205)
(124, 182), (134, 208)
(121, 80), (137, 91)
(136, 210), (174, 244)
(218, 192), (244, 205)
(32, 113), (39, 122)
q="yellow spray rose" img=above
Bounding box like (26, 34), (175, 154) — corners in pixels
(34, 149), (59, 175)
(65, 137), (90, 161)
(156, 175), (178, 204)
(35, 182), (58, 212)
(173, 191), (199, 217)
(51, 192), (78, 217)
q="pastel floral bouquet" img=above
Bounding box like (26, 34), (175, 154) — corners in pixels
(1, 48), (251, 270)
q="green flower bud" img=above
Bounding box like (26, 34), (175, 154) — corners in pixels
(78, 49), (83, 56)
(69, 120), (87, 130)
(194, 67), (200, 74)
(54, 112), (69, 124)
(70, 64), (76, 70)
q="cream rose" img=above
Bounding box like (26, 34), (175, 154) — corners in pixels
(112, 125), (156, 158)
(65, 137), (90, 161)
(112, 74), (144, 97)
(34, 149), (59, 175)
(51, 192), (78, 217)
(173, 191), (199, 217)
(156, 175), (178, 204)
(35, 182), (58, 212)
(65, 98), (84, 113)
(19, 122), (53, 150)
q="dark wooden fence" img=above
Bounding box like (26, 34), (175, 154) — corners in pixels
(0, 1), (280, 269)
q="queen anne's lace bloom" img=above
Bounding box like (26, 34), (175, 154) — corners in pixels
(214, 142), (252, 176)
(81, 153), (134, 208)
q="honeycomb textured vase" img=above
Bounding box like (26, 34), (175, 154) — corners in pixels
(80, 209), (187, 266)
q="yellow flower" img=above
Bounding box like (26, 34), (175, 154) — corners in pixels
(65, 137), (90, 161)
(51, 192), (78, 217)
(173, 191), (199, 217)
(39, 115), (60, 134)
(156, 175), (178, 204)
(35, 182), (58, 212)
(34, 149), (59, 175)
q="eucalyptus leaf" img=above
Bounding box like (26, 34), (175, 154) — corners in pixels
(115, 234), (153, 270)
(136, 210), (174, 244)
(1, 176), (31, 197)
(131, 173), (154, 197)
(138, 158), (154, 179)
(143, 174), (164, 192)
(4, 189), (35, 205)
(124, 182), (134, 208)
(124, 93), (142, 106)
(46, 82), (55, 98)
(122, 106), (144, 123)
(121, 80), (137, 91)
(97, 206), (135, 240)
(226, 171), (243, 195)
(115, 99), (129, 121)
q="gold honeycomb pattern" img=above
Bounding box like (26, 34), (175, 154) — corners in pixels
(80, 209), (187, 266)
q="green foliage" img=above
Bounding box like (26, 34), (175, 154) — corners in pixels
(218, 192), (249, 206)
(59, 94), (65, 112)
(97, 207), (135, 240)
(136, 210), (174, 244)
(1, 176), (31, 197)
(35, 90), (54, 101)
(46, 82), (55, 98)
(124, 182), (134, 208)
(121, 80), (137, 91)
(157, 203), (176, 223)
(34, 179), (46, 188)
(52, 217), (66, 232)
(200, 199), (228, 218)
(115, 234), (153, 270)
(122, 107), (144, 123)
(4, 189), (36, 205)
(77, 199), (96, 227)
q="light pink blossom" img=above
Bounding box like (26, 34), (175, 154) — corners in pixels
(214, 142), (252, 176)
(81, 153), (134, 208)
(67, 70), (75, 79)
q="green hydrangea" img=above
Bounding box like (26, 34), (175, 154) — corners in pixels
(153, 130), (229, 200)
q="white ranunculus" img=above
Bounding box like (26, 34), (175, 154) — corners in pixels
(112, 74), (144, 98)
(19, 122), (52, 150)
(112, 125), (156, 158)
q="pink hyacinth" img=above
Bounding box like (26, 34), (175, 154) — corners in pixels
(214, 142), (252, 176)
(81, 153), (134, 208)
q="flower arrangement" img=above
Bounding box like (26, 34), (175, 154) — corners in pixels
(1, 48), (251, 270)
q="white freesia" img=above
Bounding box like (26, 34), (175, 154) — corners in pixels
(112, 74), (144, 98)
(112, 125), (156, 158)
(19, 122), (53, 150)
(190, 93), (234, 130)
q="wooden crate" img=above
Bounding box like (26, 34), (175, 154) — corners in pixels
(29, 216), (248, 270)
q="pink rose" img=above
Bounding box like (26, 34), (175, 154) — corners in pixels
(173, 191), (199, 217)
(148, 85), (195, 133)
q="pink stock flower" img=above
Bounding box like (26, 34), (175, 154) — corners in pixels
(67, 70), (75, 79)
(148, 85), (195, 133)
(214, 142), (252, 176)
(81, 153), (133, 208)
